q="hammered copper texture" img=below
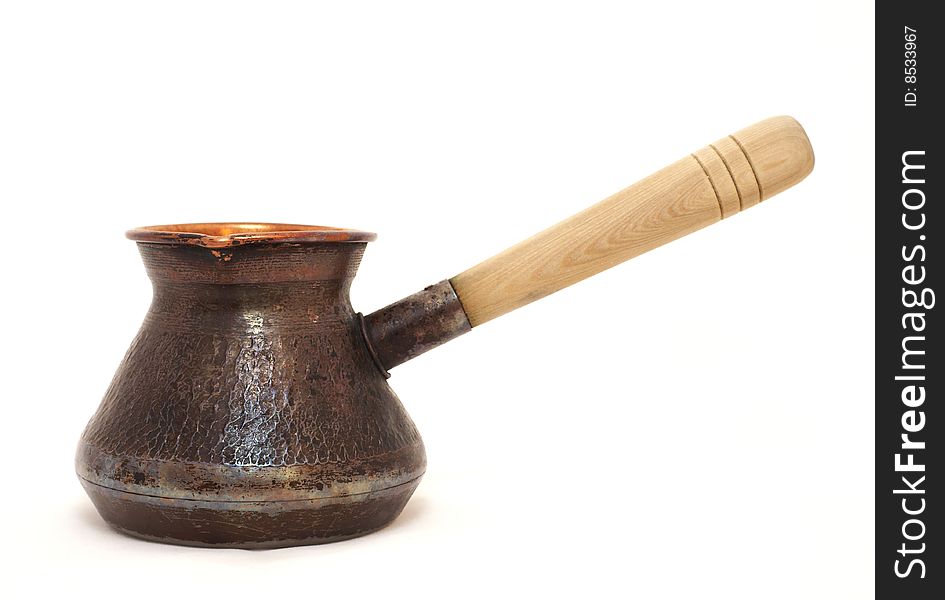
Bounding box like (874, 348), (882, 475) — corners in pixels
(77, 241), (427, 547)
(81, 324), (420, 467)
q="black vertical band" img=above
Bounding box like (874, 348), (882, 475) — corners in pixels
(876, 4), (941, 597)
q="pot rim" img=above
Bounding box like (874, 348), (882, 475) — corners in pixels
(126, 222), (377, 248)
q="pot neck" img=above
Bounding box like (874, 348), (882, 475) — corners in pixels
(137, 242), (367, 285)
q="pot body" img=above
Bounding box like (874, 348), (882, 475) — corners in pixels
(76, 241), (425, 548)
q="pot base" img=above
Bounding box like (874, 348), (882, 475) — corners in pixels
(80, 477), (421, 549)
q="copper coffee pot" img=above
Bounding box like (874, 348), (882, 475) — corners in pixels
(77, 116), (814, 548)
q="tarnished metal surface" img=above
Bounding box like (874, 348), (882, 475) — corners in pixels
(76, 442), (424, 502)
(80, 477), (420, 548)
(76, 231), (430, 548)
(361, 280), (472, 372)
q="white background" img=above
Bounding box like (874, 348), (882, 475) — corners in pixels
(0, 2), (874, 598)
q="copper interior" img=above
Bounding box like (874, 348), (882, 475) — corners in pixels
(126, 223), (377, 248)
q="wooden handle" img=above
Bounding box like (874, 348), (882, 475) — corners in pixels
(450, 116), (814, 326)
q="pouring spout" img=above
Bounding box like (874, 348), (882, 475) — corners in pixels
(360, 280), (472, 375)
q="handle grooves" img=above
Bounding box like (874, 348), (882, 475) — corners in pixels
(450, 116), (814, 327)
(690, 151), (728, 218)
